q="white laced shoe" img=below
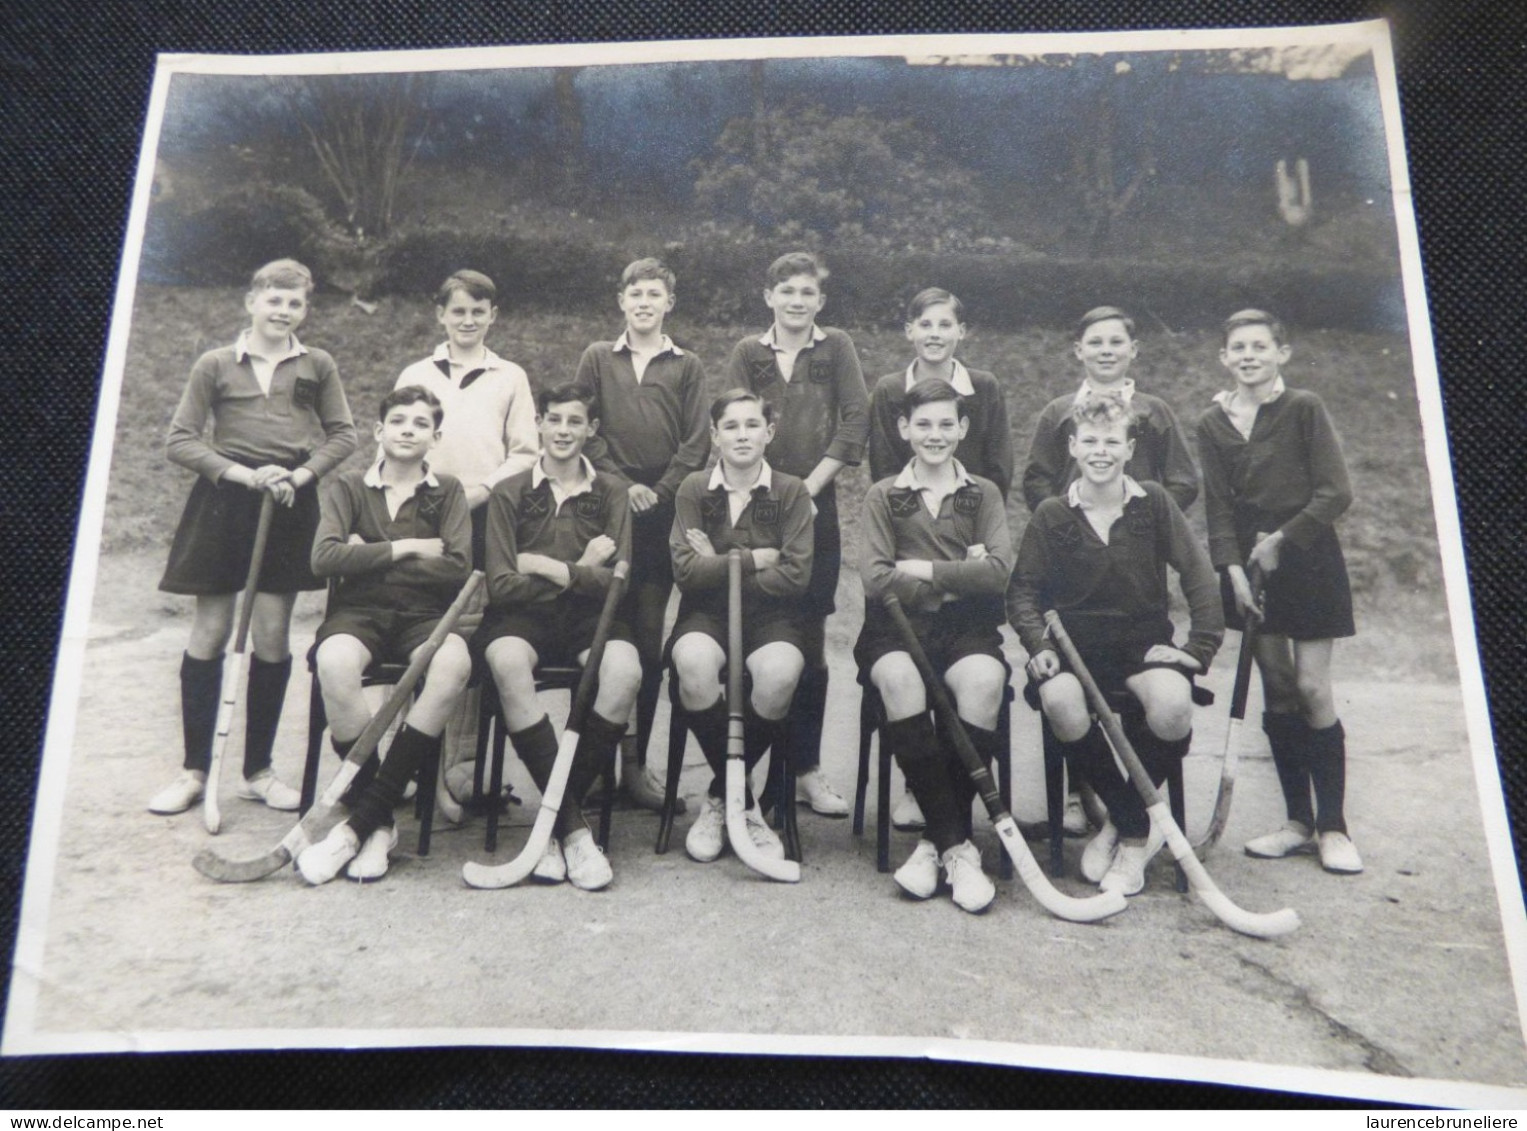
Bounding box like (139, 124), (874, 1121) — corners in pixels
(563, 828), (614, 891)
(795, 769), (849, 816)
(345, 825), (399, 883)
(298, 823), (361, 886)
(148, 771), (205, 815)
(743, 804), (786, 861)
(237, 769), (301, 811)
(685, 795), (727, 863)
(532, 836), (567, 883)
(1318, 830), (1363, 874)
(1244, 822), (1315, 859)
(1080, 820), (1119, 882)
(1100, 842), (1149, 897)
(942, 840), (996, 914)
(893, 839), (940, 900)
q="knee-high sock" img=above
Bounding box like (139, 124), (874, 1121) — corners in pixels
(1307, 719), (1348, 834)
(742, 702), (787, 810)
(788, 630), (827, 774)
(564, 710), (625, 837)
(510, 715), (561, 818)
(1061, 723), (1149, 839)
(1263, 711), (1314, 829)
(347, 724), (436, 840)
(955, 722), (1005, 840)
(1132, 726), (1191, 827)
(685, 698), (730, 799)
(243, 655), (292, 778)
(180, 652), (222, 773)
(634, 666), (663, 768)
(887, 711), (962, 854)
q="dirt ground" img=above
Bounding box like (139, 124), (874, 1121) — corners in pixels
(6, 550), (1526, 1104)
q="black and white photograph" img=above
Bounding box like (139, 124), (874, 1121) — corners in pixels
(4, 21), (1525, 1108)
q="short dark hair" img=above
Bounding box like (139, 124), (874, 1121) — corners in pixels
(1070, 393), (1138, 442)
(905, 287), (964, 324)
(435, 270), (496, 306)
(1221, 308), (1288, 347)
(709, 387), (777, 427)
(249, 258), (314, 296)
(537, 382), (599, 421)
(900, 377), (968, 421)
(620, 257), (676, 292)
(1075, 305), (1135, 341)
(766, 251), (827, 287)
(380, 385), (444, 428)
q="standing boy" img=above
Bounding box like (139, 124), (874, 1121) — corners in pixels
(395, 270), (539, 568)
(151, 258), (357, 816)
(297, 386), (473, 884)
(475, 384), (641, 890)
(857, 379), (1012, 913)
(724, 251), (870, 817)
(575, 258), (710, 813)
(1007, 397), (1222, 896)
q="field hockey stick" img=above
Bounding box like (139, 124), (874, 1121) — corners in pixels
(883, 596), (1126, 922)
(462, 561), (630, 890)
(724, 549), (801, 883)
(1195, 565), (1265, 853)
(1043, 610), (1300, 938)
(192, 571), (484, 882)
(203, 494), (276, 835)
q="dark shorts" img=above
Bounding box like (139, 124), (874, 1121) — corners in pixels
(854, 596), (1007, 674)
(626, 499), (675, 591)
(310, 606), (460, 667)
(474, 594), (635, 669)
(1222, 521), (1356, 640)
(160, 473), (322, 595)
(1025, 611), (1192, 706)
(666, 596), (809, 662)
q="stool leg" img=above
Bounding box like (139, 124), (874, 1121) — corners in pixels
(656, 690), (686, 854)
(997, 697), (1013, 881)
(875, 711), (891, 874)
(853, 692), (872, 837)
(301, 675), (325, 816)
(486, 711), (506, 855)
(1168, 753), (1188, 893)
(473, 687), (493, 805)
(1043, 720), (1066, 877)
(415, 736), (439, 857)
(598, 731), (616, 853)
(781, 737), (801, 863)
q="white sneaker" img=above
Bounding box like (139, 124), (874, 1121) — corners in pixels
(1318, 830), (1363, 874)
(345, 825), (398, 882)
(941, 840), (996, 914)
(533, 836), (567, 883)
(1080, 820), (1119, 882)
(891, 791), (926, 831)
(237, 769), (301, 811)
(686, 795), (727, 863)
(1100, 841), (1149, 897)
(1062, 793), (1089, 837)
(743, 803), (786, 861)
(1244, 822), (1315, 859)
(795, 769), (849, 816)
(298, 823), (361, 886)
(893, 839), (940, 900)
(148, 770), (205, 815)
(563, 828), (614, 891)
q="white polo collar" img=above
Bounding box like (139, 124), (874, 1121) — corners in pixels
(1073, 378), (1135, 407)
(758, 324), (827, 349)
(708, 460), (773, 494)
(364, 459), (440, 490)
(903, 360), (975, 396)
(612, 331), (682, 356)
(530, 455), (598, 496)
(430, 341), (506, 368)
(1066, 474), (1148, 508)
(234, 329), (307, 364)
(1213, 376), (1286, 413)
(893, 458), (976, 492)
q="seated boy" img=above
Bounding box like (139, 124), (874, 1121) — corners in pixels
(475, 384), (640, 891)
(297, 386), (473, 884)
(669, 390), (815, 864)
(576, 257), (710, 813)
(1006, 397), (1223, 897)
(858, 378), (1012, 914)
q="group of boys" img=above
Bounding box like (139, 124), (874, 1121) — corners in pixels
(161, 252), (1300, 912)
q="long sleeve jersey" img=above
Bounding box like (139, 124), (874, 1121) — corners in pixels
(1196, 387), (1353, 568)
(483, 459), (632, 610)
(723, 326), (870, 478)
(166, 339), (357, 483)
(670, 465), (814, 602)
(311, 464), (471, 614)
(1021, 388), (1198, 513)
(860, 462), (1012, 616)
(574, 336), (710, 503)
(867, 363), (1013, 498)
(1006, 478), (1223, 672)
(395, 345), (539, 494)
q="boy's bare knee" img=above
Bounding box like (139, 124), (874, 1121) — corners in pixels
(315, 638), (368, 692)
(1040, 678), (1090, 741)
(598, 642), (643, 699)
(870, 655), (925, 720)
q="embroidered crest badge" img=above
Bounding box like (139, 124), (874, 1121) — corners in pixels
(952, 489), (981, 516)
(752, 499), (780, 525)
(1051, 519), (1086, 553)
(415, 492), (444, 521)
(888, 490), (922, 519)
(291, 377), (319, 410)
(701, 495), (727, 523)
(575, 495), (603, 520)
(521, 490), (550, 518)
